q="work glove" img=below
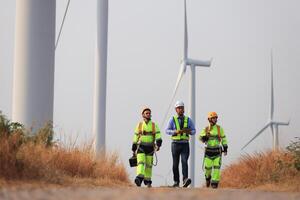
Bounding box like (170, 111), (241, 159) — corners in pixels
(223, 145), (228, 156)
(156, 139), (162, 147)
(131, 143), (137, 152)
(201, 135), (209, 143)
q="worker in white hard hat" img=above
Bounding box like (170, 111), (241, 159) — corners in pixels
(165, 100), (196, 187)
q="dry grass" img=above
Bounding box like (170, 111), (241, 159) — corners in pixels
(0, 130), (130, 187)
(221, 150), (300, 192)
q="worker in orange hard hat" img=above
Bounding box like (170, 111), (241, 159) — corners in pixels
(199, 112), (228, 189)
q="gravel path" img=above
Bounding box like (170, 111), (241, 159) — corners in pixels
(0, 187), (299, 200)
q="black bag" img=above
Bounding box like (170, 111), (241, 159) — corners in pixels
(129, 155), (137, 167)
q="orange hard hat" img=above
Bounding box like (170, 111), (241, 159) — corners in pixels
(141, 107), (151, 114)
(207, 112), (218, 119)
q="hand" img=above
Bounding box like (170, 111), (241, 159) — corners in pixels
(176, 130), (183, 134)
(182, 129), (191, 134)
(201, 136), (209, 143)
(223, 151), (227, 156)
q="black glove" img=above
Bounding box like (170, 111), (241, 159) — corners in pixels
(156, 139), (162, 147)
(201, 135), (209, 143)
(223, 145), (228, 153)
(131, 143), (137, 152)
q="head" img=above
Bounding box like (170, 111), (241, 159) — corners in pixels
(175, 101), (185, 116)
(141, 107), (152, 121)
(207, 112), (218, 125)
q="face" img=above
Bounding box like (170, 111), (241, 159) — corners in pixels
(175, 106), (184, 116)
(142, 110), (151, 120)
(209, 116), (218, 124)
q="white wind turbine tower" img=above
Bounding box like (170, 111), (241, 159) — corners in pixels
(93, 0), (109, 154)
(242, 50), (289, 151)
(12, 0), (56, 130)
(162, 0), (211, 187)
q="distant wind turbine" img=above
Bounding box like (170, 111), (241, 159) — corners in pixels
(93, 0), (108, 154)
(241, 50), (290, 151)
(162, 0), (212, 187)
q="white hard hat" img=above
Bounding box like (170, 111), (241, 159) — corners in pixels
(175, 100), (184, 108)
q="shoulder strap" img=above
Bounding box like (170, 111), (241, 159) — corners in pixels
(137, 122), (143, 142)
(138, 122), (143, 133)
(152, 122), (156, 145)
(216, 125), (221, 142)
(152, 122), (156, 134)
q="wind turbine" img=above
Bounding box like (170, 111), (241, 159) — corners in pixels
(93, 0), (108, 154)
(162, 0), (211, 187)
(241, 50), (289, 151)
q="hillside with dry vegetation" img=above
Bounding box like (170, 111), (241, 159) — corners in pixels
(0, 112), (130, 187)
(221, 138), (300, 192)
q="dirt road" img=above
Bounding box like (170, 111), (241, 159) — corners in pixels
(1, 187), (299, 200)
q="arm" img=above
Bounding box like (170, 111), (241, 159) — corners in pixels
(165, 118), (176, 135)
(199, 128), (209, 143)
(131, 124), (140, 152)
(220, 127), (228, 154)
(155, 124), (162, 148)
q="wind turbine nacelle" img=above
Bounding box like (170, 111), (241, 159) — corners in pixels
(187, 58), (211, 67)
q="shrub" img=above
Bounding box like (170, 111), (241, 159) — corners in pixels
(0, 111), (129, 186)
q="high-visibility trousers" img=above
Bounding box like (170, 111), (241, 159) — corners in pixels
(204, 155), (222, 184)
(137, 153), (153, 181)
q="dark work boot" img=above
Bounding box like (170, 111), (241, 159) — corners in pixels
(134, 177), (142, 187)
(183, 178), (192, 188)
(206, 177), (211, 188)
(211, 182), (218, 189)
(144, 180), (152, 188)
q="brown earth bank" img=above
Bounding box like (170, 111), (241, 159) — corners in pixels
(0, 186), (299, 200)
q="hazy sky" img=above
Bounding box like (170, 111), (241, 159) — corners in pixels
(1, 0), (300, 186)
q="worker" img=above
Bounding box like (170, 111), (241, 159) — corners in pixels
(165, 100), (196, 187)
(132, 107), (162, 188)
(199, 112), (228, 189)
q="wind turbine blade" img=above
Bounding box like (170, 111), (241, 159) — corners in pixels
(161, 63), (186, 127)
(184, 0), (188, 60)
(270, 49), (274, 120)
(241, 122), (271, 150)
(274, 121), (290, 126)
(187, 58), (211, 67)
